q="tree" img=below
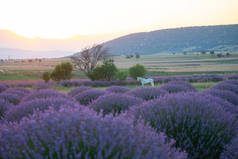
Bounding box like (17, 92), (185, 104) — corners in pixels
(51, 62), (73, 81)
(201, 51), (206, 54)
(129, 64), (147, 80)
(88, 59), (118, 81)
(210, 51), (215, 55)
(135, 53), (140, 59)
(42, 72), (51, 83)
(70, 44), (110, 76)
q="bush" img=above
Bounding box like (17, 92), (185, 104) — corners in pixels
(3, 87), (30, 98)
(129, 92), (237, 159)
(0, 93), (21, 105)
(160, 83), (196, 93)
(129, 64), (147, 79)
(202, 93), (238, 118)
(90, 93), (143, 116)
(5, 97), (79, 122)
(0, 84), (7, 93)
(223, 80), (238, 87)
(74, 89), (105, 105)
(42, 71), (51, 82)
(0, 99), (13, 118)
(68, 86), (92, 97)
(105, 86), (130, 93)
(167, 80), (197, 91)
(212, 82), (238, 95)
(22, 89), (68, 102)
(88, 59), (118, 81)
(221, 135), (238, 159)
(0, 108), (187, 159)
(115, 70), (128, 80)
(127, 87), (167, 101)
(204, 89), (238, 105)
(51, 62), (73, 81)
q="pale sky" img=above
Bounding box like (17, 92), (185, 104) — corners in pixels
(0, 0), (238, 39)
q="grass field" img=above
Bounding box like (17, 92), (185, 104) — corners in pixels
(0, 52), (238, 81)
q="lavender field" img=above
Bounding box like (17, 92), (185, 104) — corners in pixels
(1, 79), (238, 159)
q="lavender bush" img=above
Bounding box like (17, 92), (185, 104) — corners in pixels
(167, 80), (197, 91)
(3, 87), (30, 98)
(204, 89), (238, 105)
(212, 82), (238, 95)
(0, 84), (7, 93)
(105, 86), (130, 93)
(67, 86), (92, 97)
(74, 89), (106, 105)
(160, 83), (196, 93)
(5, 97), (79, 122)
(0, 92), (21, 105)
(223, 80), (238, 86)
(90, 93), (143, 116)
(0, 107), (187, 159)
(0, 99), (13, 118)
(129, 92), (237, 159)
(22, 89), (67, 102)
(127, 87), (167, 101)
(221, 135), (238, 159)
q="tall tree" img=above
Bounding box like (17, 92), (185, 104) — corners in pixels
(70, 44), (110, 75)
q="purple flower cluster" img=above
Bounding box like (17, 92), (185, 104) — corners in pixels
(32, 81), (53, 90)
(221, 135), (238, 159)
(0, 99), (13, 118)
(0, 108), (187, 159)
(105, 86), (130, 93)
(22, 89), (67, 102)
(0, 84), (7, 93)
(204, 89), (238, 105)
(0, 92), (22, 105)
(67, 86), (92, 97)
(74, 89), (106, 105)
(129, 92), (238, 159)
(212, 82), (238, 95)
(5, 97), (79, 122)
(127, 87), (167, 101)
(90, 93), (143, 116)
(3, 87), (30, 98)
(160, 81), (197, 93)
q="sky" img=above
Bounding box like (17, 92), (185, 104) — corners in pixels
(0, 0), (238, 39)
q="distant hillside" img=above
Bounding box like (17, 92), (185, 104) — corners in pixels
(103, 24), (238, 55)
(0, 48), (71, 59)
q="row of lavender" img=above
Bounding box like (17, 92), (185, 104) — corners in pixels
(0, 80), (238, 159)
(58, 74), (238, 87)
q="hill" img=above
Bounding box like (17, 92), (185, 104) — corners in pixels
(103, 24), (238, 55)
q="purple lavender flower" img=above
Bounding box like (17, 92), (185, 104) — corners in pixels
(3, 87), (30, 98)
(0, 92), (21, 105)
(204, 89), (238, 105)
(0, 107), (187, 159)
(74, 89), (106, 105)
(129, 92), (237, 159)
(127, 87), (167, 101)
(22, 89), (67, 102)
(160, 83), (196, 93)
(5, 97), (79, 122)
(0, 99), (13, 118)
(67, 86), (92, 97)
(212, 82), (238, 95)
(0, 84), (7, 93)
(105, 86), (130, 93)
(90, 93), (143, 116)
(221, 135), (238, 159)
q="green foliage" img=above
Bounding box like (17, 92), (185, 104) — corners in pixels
(51, 62), (73, 81)
(115, 70), (128, 80)
(42, 72), (51, 83)
(88, 60), (118, 81)
(129, 64), (147, 79)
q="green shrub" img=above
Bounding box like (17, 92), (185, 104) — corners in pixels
(42, 72), (51, 83)
(115, 70), (128, 80)
(51, 62), (73, 81)
(129, 64), (146, 79)
(88, 60), (118, 81)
